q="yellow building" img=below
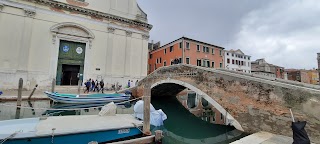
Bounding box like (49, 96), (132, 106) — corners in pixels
(0, 0), (152, 89)
(307, 70), (319, 85)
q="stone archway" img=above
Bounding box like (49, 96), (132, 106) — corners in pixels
(150, 79), (244, 131)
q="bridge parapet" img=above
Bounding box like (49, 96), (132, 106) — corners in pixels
(131, 64), (320, 142)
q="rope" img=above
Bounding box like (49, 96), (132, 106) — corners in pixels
(0, 97), (144, 111)
(0, 130), (22, 144)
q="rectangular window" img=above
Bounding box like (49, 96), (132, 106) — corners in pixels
(236, 60), (238, 65)
(241, 61), (244, 66)
(244, 56), (246, 59)
(203, 46), (206, 52)
(248, 57), (250, 60)
(179, 58), (182, 63)
(220, 63), (222, 68)
(232, 54), (234, 57)
(186, 42), (190, 49)
(180, 42), (183, 48)
(227, 58), (230, 64)
(212, 48), (215, 54)
(154, 64), (156, 70)
(221, 113), (224, 121)
(149, 54), (152, 59)
(197, 59), (202, 66)
(212, 61), (215, 68)
(164, 49), (167, 54)
(227, 53), (229, 56)
(219, 50), (222, 56)
(232, 59), (235, 64)
(206, 47), (209, 53)
(197, 45), (200, 51)
(164, 61), (167, 66)
(156, 58), (159, 64)
(186, 57), (190, 64)
(170, 46), (173, 52)
(160, 58), (162, 63)
(206, 61), (210, 67)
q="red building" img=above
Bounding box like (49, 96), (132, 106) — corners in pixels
(148, 37), (225, 74)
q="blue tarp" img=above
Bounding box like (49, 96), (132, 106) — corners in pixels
(0, 91), (2, 95)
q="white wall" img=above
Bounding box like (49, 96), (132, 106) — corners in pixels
(224, 51), (251, 73)
(0, 0), (149, 89)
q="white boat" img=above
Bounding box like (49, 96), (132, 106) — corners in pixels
(0, 114), (143, 144)
(44, 91), (131, 104)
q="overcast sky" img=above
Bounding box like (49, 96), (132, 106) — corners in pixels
(137, 0), (320, 69)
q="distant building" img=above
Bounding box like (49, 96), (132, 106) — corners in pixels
(251, 59), (283, 78)
(307, 69), (319, 85)
(224, 49), (251, 73)
(286, 69), (310, 84)
(148, 37), (224, 74)
(318, 53), (320, 84)
(148, 41), (161, 51)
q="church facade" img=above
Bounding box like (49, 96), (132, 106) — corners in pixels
(0, 0), (152, 89)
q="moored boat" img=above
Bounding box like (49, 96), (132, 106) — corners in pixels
(0, 114), (143, 144)
(44, 91), (130, 104)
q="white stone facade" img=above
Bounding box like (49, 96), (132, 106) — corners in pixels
(0, 0), (151, 89)
(224, 49), (251, 73)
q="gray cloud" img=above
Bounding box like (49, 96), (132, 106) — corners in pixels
(138, 0), (319, 69)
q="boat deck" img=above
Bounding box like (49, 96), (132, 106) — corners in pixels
(0, 114), (142, 139)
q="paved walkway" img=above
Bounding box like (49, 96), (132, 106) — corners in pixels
(231, 131), (293, 144)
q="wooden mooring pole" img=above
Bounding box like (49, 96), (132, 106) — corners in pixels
(28, 84), (38, 100)
(143, 83), (151, 135)
(51, 78), (56, 93)
(15, 78), (23, 119)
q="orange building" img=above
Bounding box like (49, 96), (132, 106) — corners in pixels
(148, 37), (224, 74)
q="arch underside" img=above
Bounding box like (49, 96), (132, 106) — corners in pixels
(151, 79), (244, 131)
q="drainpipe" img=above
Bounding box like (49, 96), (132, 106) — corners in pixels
(182, 37), (185, 64)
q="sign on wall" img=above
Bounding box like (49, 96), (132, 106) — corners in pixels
(76, 47), (83, 54)
(63, 45), (69, 52)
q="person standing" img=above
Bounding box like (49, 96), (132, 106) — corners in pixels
(91, 79), (95, 92)
(84, 79), (91, 93)
(127, 80), (131, 88)
(100, 80), (105, 93)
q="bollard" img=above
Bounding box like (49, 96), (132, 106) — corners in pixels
(143, 83), (151, 135)
(15, 78), (23, 119)
(51, 78), (56, 93)
(17, 78), (23, 106)
(28, 84), (38, 100)
(78, 79), (81, 95)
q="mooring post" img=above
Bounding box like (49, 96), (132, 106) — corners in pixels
(143, 83), (151, 135)
(15, 78), (23, 119)
(51, 78), (55, 93)
(28, 84), (38, 100)
(77, 79), (81, 95)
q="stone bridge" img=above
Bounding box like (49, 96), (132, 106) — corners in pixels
(129, 64), (320, 142)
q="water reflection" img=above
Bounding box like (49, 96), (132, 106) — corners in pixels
(152, 94), (247, 144)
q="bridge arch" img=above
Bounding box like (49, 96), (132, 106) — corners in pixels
(151, 78), (244, 131)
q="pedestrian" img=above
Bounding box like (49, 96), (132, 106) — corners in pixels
(91, 79), (95, 92)
(127, 80), (131, 88)
(84, 79), (91, 93)
(100, 80), (105, 93)
(130, 80), (134, 87)
(95, 79), (99, 92)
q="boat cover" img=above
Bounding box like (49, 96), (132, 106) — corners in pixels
(133, 100), (167, 126)
(292, 121), (310, 144)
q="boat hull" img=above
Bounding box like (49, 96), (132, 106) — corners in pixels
(45, 91), (130, 104)
(3, 127), (141, 144)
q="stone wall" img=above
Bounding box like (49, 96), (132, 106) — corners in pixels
(130, 64), (320, 142)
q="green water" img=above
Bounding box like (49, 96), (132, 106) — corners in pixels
(0, 96), (246, 143)
(152, 96), (247, 144)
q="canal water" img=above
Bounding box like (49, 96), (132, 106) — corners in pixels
(0, 96), (246, 143)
